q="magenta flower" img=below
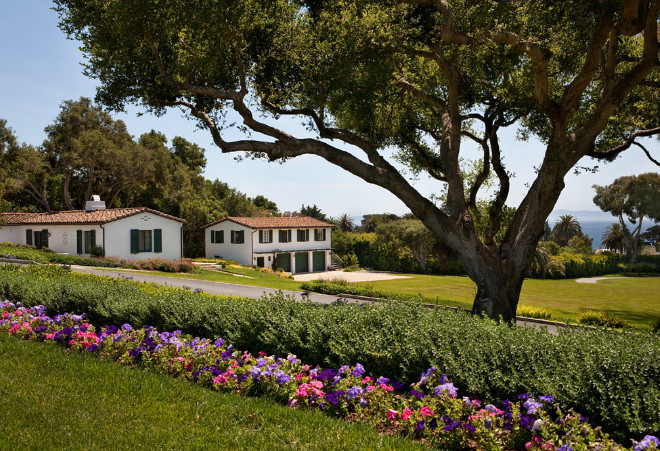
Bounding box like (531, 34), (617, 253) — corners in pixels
(387, 409), (399, 421)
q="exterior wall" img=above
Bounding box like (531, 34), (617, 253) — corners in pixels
(104, 212), (183, 260)
(0, 224), (103, 257)
(0, 226), (24, 246)
(204, 224), (333, 273)
(204, 221), (253, 265)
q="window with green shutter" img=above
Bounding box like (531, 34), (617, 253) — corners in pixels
(139, 230), (152, 252)
(314, 228), (326, 241)
(41, 229), (49, 249)
(26, 229), (32, 246)
(279, 230), (291, 243)
(77, 230), (83, 254)
(259, 230), (273, 243)
(297, 229), (309, 242)
(231, 230), (244, 244)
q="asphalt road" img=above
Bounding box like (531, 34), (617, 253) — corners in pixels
(70, 266), (560, 334)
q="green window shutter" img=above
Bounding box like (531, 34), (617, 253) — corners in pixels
(77, 230), (83, 254)
(154, 229), (162, 253)
(90, 230), (96, 248)
(323, 229), (326, 240)
(26, 229), (32, 246)
(238, 231), (244, 243)
(41, 229), (49, 248)
(219, 230), (224, 243)
(259, 230), (263, 243)
(130, 229), (139, 253)
(231, 231), (235, 244)
(268, 230), (273, 242)
(211, 230), (215, 243)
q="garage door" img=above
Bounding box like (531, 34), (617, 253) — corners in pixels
(312, 251), (325, 272)
(295, 252), (309, 273)
(276, 253), (291, 272)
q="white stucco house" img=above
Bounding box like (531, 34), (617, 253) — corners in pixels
(0, 199), (185, 260)
(203, 216), (335, 273)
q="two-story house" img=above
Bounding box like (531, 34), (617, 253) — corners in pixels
(203, 216), (335, 273)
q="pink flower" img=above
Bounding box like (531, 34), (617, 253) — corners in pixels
(401, 407), (414, 421)
(362, 376), (372, 384)
(419, 406), (434, 418)
(380, 384), (394, 392)
(366, 385), (377, 391)
(387, 409), (399, 421)
(310, 380), (323, 389)
(525, 443), (534, 451)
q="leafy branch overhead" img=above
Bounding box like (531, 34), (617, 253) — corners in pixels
(54, 0), (660, 320)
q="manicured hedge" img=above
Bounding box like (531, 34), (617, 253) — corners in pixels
(0, 265), (658, 441)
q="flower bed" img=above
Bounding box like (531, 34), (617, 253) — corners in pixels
(2, 301), (657, 450)
(1, 265), (659, 441)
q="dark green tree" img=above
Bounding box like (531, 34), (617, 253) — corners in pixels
(593, 173), (660, 263)
(55, 0), (660, 321)
(376, 218), (437, 273)
(552, 215), (583, 247)
(602, 223), (627, 254)
(300, 204), (327, 221)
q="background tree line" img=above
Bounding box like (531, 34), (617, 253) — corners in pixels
(0, 98), (280, 257)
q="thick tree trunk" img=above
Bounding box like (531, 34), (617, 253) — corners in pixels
(468, 264), (525, 322)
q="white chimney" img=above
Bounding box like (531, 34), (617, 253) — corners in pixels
(85, 195), (106, 212)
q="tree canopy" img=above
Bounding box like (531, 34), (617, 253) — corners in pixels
(54, 0), (660, 320)
(593, 172), (660, 262)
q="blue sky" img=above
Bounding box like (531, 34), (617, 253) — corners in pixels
(1, 1), (658, 221)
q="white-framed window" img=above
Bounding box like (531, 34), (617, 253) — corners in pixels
(297, 229), (309, 242)
(259, 230), (273, 243)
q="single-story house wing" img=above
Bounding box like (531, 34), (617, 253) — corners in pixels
(0, 201), (185, 260)
(203, 216), (335, 273)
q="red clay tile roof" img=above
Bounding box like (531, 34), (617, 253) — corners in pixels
(0, 208), (185, 225)
(203, 216), (335, 229)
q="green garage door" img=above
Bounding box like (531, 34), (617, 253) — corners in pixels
(276, 253), (291, 272)
(312, 251), (325, 272)
(295, 252), (309, 273)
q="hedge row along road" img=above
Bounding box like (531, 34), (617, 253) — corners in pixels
(70, 266), (560, 334)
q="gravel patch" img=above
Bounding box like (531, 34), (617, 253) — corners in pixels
(293, 270), (411, 282)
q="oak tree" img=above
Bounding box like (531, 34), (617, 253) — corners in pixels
(55, 0), (660, 320)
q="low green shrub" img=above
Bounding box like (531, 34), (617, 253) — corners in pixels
(516, 304), (552, 320)
(577, 310), (629, 328)
(300, 279), (461, 307)
(0, 265), (658, 441)
(0, 243), (194, 273)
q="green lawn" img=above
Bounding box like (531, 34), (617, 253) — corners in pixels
(0, 334), (419, 450)
(357, 274), (660, 329)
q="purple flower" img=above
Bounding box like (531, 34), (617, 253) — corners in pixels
(435, 382), (457, 396)
(351, 363), (365, 378)
(518, 414), (534, 430)
(415, 420), (425, 432)
(539, 395), (555, 403)
(87, 344), (98, 353)
(249, 366), (262, 381)
(391, 381), (405, 391)
(484, 417), (492, 429)
(346, 386), (361, 399)
(485, 404), (498, 413)
(376, 376), (389, 385)
(518, 392), (532, 400)
(213, 338), (225, 347)
(121, 323), (133, 332)
(332, 375), (341, 387)
(275, 370), (290, 385)
(523, 398), (543, 414)
(428, 418), (438, 429)
(256, 358), (267, 368)
(635, 436), (660, 451)
(359, 398), (367, 408)
(557, 446), (573, 451)
(410, 389), (425, 399)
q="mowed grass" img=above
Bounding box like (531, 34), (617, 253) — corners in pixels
(106, 266), (303, 290)
(357, 274), (660, 329)
(0, 334), (420, 450)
